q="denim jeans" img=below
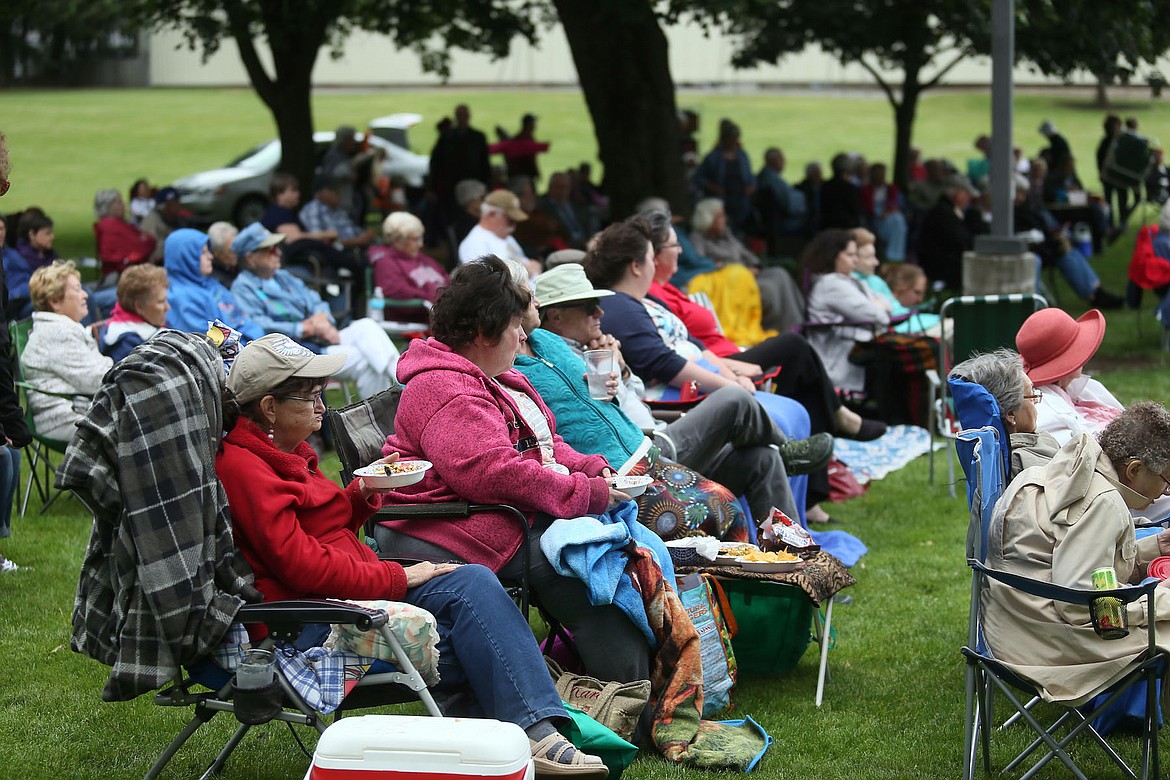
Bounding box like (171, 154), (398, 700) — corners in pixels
(407, 564), (566, 729)
(0, 446), (19, 539)
(875, 212), (908, 261)
(1036, 249), (1100, 300)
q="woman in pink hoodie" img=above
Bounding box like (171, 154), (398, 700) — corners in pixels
(378, 255), (650, 688)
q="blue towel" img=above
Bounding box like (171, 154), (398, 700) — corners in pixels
(540, 501), (674, 646)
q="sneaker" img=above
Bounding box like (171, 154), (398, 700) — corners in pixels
(0, 557), (18, 573)
(777, 432), (834, 475)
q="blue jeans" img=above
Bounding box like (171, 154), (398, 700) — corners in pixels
(407, 564), (566, 730)
(1036, 249), (1099, 300)
(0, 446), (20, 539)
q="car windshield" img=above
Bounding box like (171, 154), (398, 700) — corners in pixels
(226, 141), (282, 172)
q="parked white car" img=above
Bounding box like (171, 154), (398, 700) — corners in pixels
(173, 114), (429, 226)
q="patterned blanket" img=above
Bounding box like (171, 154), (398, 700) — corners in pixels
(832, 424), (938, 484)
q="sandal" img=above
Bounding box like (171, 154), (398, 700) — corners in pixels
(529, 734), (609, 778)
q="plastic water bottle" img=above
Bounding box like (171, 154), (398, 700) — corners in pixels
(368, 286), (385, 322)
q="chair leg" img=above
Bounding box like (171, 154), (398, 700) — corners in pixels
(814, 595), (834, 707)
(144, 703), (221, 780)
(198, 722), (251, 780)
(962, 663), (979, 780)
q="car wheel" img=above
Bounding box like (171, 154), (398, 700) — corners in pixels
(233, 195), (268, 227)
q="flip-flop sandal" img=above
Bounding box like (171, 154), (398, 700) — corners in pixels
(529, 734), (610, 778)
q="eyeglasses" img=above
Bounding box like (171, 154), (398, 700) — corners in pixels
(661, 242), (681, 251)
(281, 392), (325, 406)
(1153, 467), (1170, 494)
(1024, 390), (1043, 404)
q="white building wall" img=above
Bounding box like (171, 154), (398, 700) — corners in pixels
(147, 20), (1153, 88)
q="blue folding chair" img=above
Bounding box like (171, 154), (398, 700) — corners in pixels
(957, 426), (1165, 780)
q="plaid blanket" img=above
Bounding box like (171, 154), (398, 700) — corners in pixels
(59, 330), (260, 702)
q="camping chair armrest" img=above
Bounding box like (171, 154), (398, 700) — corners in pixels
(237, 599), (388, 632)
(968, 559), (1159, 605)
(16, 380), (89, 401)
(373, 501), (473, 520)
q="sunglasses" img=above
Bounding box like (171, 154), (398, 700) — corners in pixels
(555, 299), (601, 316)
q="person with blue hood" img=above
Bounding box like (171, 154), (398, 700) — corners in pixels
(164, 228), (264, 342)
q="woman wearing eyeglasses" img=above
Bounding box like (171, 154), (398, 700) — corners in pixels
(981, 402), (1170, 705)
(948, 348), (1058, 478)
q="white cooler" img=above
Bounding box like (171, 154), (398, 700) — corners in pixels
(306, 715), (534, 780)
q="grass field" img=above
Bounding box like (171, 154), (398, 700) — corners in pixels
(1, 86), (1170, 779)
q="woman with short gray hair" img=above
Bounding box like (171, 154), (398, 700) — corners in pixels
(369, 211), (448, 323)
(982, 401), (1170, 705)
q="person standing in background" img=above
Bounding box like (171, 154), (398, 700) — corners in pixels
(0, 131), (35, 573)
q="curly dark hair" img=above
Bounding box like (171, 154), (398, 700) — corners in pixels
(1097, 401), (1170, 475)
(800, 228), (854, 275)
(430, 255), (531, 349)
(583, 217), (652, 289)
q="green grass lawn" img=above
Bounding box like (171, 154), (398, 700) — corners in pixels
(1, 86), (1170, 778)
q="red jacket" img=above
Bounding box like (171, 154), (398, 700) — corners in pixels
(382, 338), (610, 571)
(217, 417), (406, 609)
(94, 217), (157, 276)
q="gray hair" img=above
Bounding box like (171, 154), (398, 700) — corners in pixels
(455, 178), (487, 207)
(1098, 401), (1170, 474)
(93, 188), (122, 219)
(948, 348), (1027, 415)
(635, 196), (670, 214)
(691, 197), (725, 233)
(382, 211), (424, 244)
(207, 221), (239, 253)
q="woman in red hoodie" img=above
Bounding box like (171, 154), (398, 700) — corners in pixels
(377, 256), (652, 689)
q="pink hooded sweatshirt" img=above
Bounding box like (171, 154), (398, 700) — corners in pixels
(381, 337), (611, 571)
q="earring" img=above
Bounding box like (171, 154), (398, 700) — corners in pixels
(267, 419), (275, 442)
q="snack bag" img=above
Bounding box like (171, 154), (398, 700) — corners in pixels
(757, 507), (820, 554)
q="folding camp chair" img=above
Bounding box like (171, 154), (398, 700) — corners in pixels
(9, 318), (77, 515)
(957, 426), (1166, 780)
(324, 386), (533, 616)
(59, 331), (442, 780)
(928, 294), (1046, 495)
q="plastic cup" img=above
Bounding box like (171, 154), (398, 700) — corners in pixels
(583, 349), (615, 400)
(236, 648), (275, 690)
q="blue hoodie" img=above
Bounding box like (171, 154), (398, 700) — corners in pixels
(164, 229), (263, 341)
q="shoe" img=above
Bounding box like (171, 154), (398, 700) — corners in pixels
(841, 418), (887, 442)
(0, 557), (18, 573)
(777, 432), (833, 475)
(529, 734), (609, 778)
(1091, 287), (1125, 310)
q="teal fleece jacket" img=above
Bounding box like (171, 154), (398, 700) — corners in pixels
(514, 329), (645, 466)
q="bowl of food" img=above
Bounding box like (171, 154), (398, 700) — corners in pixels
(355, 459), (432, 489)
(606, 474), (654, 498)
(736, 549), (803, 573)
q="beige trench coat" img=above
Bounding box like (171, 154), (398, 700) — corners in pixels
(982, 433), (1170, 704)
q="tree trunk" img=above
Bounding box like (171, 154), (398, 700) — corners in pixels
(230, 2), (325, 195)
(1094, 74), (1109, 107)
(553, 0), (687, 220)
(268, 48), (319, 193)
(891, 82), (919, 193)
